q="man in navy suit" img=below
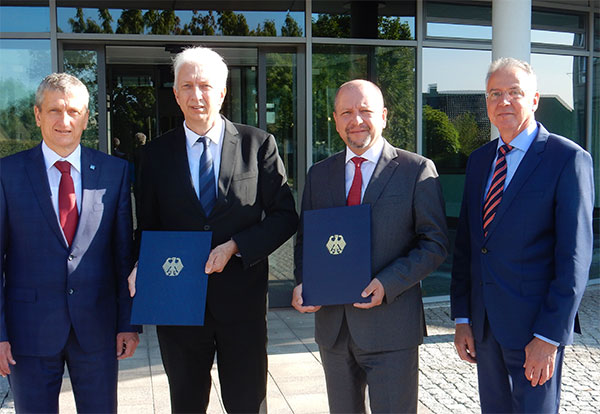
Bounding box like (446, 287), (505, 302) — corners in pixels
(0, 73), (140, 413)
(451, 58), (594, 413)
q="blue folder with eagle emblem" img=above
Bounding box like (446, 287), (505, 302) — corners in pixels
(131, 231), (212, 325)
(302, 204), (371, 306)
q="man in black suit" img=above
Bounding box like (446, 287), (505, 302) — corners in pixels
(128, 46), (298, 413)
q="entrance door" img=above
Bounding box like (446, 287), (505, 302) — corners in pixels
(103, 45), (298, 307)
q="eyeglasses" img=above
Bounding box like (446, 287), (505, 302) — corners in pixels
(485, 88), (526, 102)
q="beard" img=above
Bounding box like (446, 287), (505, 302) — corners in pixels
(346, 128), (374, 150)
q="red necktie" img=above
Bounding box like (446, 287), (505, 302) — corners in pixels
(55, 161), (78, 246)
(482, 144), (513, 237)
(347, 157), (366, 206)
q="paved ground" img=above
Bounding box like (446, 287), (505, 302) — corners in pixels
(0, 284), (597, 413)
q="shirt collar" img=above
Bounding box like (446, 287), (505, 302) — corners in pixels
(184, 117), (225, 149)
(499, 120), (538, 154)
(42, 141), (81, 173)
(345, 136), (385, 165)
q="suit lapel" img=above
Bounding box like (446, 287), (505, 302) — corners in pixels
(484, 125), (547, 240)
(71, 146), (100, 252)
(171, 126), (206, 214)
(327, 152), (347, 207)
(25, 145), (66, 248)
(215, 118), (240, 213)
(362, 140), (399, 205)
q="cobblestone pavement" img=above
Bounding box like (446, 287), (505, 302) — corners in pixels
(0, 284), (597, 413)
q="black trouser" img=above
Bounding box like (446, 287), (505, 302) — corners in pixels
(157, 311), (267, 414)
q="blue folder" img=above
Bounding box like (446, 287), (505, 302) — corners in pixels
(302, 204), (371, 306)
(131, 231), (212, 326)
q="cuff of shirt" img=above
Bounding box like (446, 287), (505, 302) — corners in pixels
(455, 318), (470, 325)
(533, 333), (560, 347)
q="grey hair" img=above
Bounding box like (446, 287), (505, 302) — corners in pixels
(172, 46), (228, 91)
(35, 73), (89, 110)
(486, 57), (537, 91)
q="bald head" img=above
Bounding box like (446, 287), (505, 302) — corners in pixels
(334, 79), (385, 113)
(333, 79), (387, 155)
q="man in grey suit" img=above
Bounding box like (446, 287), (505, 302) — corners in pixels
(293, 79), (449, 413)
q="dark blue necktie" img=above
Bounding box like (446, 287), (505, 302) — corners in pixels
(197, 136), (216, 215)
(482, 143), (513, 237)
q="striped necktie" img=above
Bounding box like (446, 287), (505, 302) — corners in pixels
(482, 144), (513, 237)
(197, 136), (216, 215)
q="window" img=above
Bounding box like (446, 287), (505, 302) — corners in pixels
(0, 2), (50, 32)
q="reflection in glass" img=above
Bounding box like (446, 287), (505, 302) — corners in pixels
(311, 0), (415, 39)
(63, 50), (99, 150)
(531, 9), (585, 48)
(595, 15), (599, 52)
(266, 51), (298, 293)
(57, 7), (304, 36)
(531, 54), (586, 148)
(425, 1), (491, 40)
(421, 48), (491, 296)
(312, 45), (415, 162)
(0, 5), (50, 32)
(0, 39), (50, 157)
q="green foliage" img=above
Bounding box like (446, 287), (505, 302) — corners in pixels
(218, 11), (249, 36)
(252, 20), (277, 37)
(181, 10), (217, 35)
(378, 17), (412, 40)
(144, 10), (181, 35)
(0, 93), (40, 144)
(312, 14), (351, 37)
(116, 9), (144, 34)
(452, 111), (487, 158)
(0, 139), (40, 158)
(281, 13), (303, 37)
(423, 105), (461, 169)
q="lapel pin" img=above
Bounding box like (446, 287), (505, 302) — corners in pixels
(90, 164), (96, 170)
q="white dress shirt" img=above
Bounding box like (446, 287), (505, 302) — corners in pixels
(184, 118), (224, 199)
(41, 141), (82, 242)
(344, 137), (385, 202)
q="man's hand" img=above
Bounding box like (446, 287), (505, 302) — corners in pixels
(0, 342), (15, 377)
(523, 337), (558, 387)
(116, 332), (140, 360)
(128, 265), (137, 297)
(454, 323), (477, 363)
(205, 240), (239, 274)
(353, 278), (385, 309)
(291, 284), (321, 313)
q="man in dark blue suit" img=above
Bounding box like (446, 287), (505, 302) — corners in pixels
(0, 73), (140, 413)
(451, 58), (594, 413)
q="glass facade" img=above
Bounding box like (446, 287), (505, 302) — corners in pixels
(1, 1), (598, 301)
(312, 45), (416, 162)
(57, 5), (304, 36)
(0, 39), (51, 157)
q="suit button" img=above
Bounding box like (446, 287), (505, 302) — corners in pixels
(68, 288), (74, 295)
(481, 247), (488, 254)
(204, 225), (211, 231)
(68, 255), (74, 261)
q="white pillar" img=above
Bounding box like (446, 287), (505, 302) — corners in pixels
(492, 0), (531, 62)
(489, 0), (532, 139)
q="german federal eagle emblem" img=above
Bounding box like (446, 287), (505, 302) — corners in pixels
(162, 257), (184, 276)
(326, 235), (346, 255)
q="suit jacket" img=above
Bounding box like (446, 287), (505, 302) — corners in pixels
(450, 123), (594, 349)
(137, 117), (298, 322)
(0, 144), (135, 357)
(295, 139), (449, 352)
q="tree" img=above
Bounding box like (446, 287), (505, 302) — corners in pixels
(144, 10), (181, 35)
(98, 9), (114, 33)
(378, 17), (412, 40)
(452, 111), (487, 158)
(252, 20), (276, 37)
(281, 13), (303, 37)
(312, 14), (351, 37)
(116, 9), (144, 34)
(181, 10), (217, 35)
(68, 8), (102, 33)
(218, 11), (249, 36)
(423, 105), (461, 169)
